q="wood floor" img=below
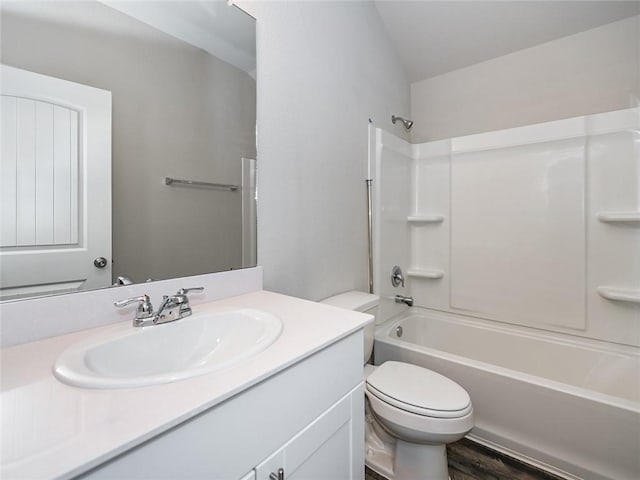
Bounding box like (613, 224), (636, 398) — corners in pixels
(365, 438), (565, 480)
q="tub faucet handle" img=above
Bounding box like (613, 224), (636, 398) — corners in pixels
(391, 265), (405, 288)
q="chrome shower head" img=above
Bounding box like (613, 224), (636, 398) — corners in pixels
(392, 115), (414, 131)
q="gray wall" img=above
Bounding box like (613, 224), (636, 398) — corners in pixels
(410, 15), (640, 142)
(241, 1), (410, 301)
(1, 2), (256, 283)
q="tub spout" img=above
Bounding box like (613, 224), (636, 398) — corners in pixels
(395, 294), (414, 307)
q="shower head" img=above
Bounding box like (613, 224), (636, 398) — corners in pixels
(392, 115), (414, 131)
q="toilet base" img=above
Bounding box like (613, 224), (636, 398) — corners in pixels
(395, 441), (448, 480)
(365, 397), (396, 478)
(365, 401), (451, 480)
(366, 441), (449, 480)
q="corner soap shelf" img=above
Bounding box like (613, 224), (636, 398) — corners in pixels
(407, 215), (444, 224)
(407, 269), (444, 279)
(597, 287), (640, 304)
(597, 212), (640, 226)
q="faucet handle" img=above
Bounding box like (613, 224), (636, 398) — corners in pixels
(114, 294), (150, 308)
(171, 287), (204, 317)
(177, 287), (204, 295)
(391, 265), (405, 288)
(174, 287), (204, 303)
(114, 294), (154, 317)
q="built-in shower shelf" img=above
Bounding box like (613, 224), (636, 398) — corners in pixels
(597, 212), (640, 225)
(407, 269), (444, 279)
(407, 215), (444, 224)
(597, 287), (640, 304)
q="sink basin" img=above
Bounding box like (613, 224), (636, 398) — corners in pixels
(53, 309), (283, 389)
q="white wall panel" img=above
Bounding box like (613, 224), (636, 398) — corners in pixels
(373, 128), (413, 322)
(586, 108), (640, 346)
(450, 138), (586, 330)
(409, 140), (451, 312)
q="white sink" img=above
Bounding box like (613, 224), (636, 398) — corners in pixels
(53, 309), (283, 389)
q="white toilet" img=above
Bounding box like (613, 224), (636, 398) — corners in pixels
(321, 291), (474, 480)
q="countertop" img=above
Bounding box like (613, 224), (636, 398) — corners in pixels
(0, 290), (372, 479)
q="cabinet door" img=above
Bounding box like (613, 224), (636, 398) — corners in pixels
(254, 390), (356, 480)
(254, 446), (284, 480)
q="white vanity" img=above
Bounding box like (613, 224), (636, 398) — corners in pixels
(1, 275), (371, 480)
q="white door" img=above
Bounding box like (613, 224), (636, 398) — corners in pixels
(0, 65), (112, 299)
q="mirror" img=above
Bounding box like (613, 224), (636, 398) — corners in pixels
(0, 1), (256, 301)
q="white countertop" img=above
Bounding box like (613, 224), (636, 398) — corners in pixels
(1, 290), (372, 479)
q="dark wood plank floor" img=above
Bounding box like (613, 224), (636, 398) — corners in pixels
(365, 438), (565, 480)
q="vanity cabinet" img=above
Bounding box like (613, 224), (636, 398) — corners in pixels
(254, 387), (361, 480)
(79, 331), (364, 480)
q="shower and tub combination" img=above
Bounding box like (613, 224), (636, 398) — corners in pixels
(375, 308), (639, 480)
(369, 108), (640, 480)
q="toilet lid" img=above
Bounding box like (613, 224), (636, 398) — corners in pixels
(366, 361), (472, 418)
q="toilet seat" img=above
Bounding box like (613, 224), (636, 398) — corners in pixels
(366, 361), (472, 419)
(366, 392), (474, 445)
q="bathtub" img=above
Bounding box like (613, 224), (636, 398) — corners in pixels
(373, 308), (640, 480)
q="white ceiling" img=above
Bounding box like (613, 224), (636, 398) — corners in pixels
(103, 1), (256, 76)
(1, 1), (256, 77)
(374, 1), (640, 83)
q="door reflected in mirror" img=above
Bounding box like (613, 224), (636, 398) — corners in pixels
(0, 1), (257, 301)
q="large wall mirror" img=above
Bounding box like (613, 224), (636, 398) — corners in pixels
(0, 1), (257, 301)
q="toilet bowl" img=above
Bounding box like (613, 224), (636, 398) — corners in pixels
(366, 361), (474, 479)
(321, 291), (474, 480)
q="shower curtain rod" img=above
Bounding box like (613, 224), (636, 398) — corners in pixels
(366, 178), (374, 294)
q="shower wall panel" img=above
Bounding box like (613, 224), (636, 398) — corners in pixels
(409, 140), (451, 312)
(374, 107), (639, 346)
(372, 127), (413, 323)
(586, 109), (640, 346)
(450, 137), (586, 330)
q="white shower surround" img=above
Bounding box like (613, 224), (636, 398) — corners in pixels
(372, 107), (640, 347)
(371, 107), (639, 478)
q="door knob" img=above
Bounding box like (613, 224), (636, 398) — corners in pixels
(94, 257), (108, 268)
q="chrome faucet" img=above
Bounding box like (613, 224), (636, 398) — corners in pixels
(395, 294), (414, 307)
(114, 294), (155, 327)
(115, 287), (204, 327)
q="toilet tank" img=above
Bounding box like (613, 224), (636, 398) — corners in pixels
(321, 291), (378, 364)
